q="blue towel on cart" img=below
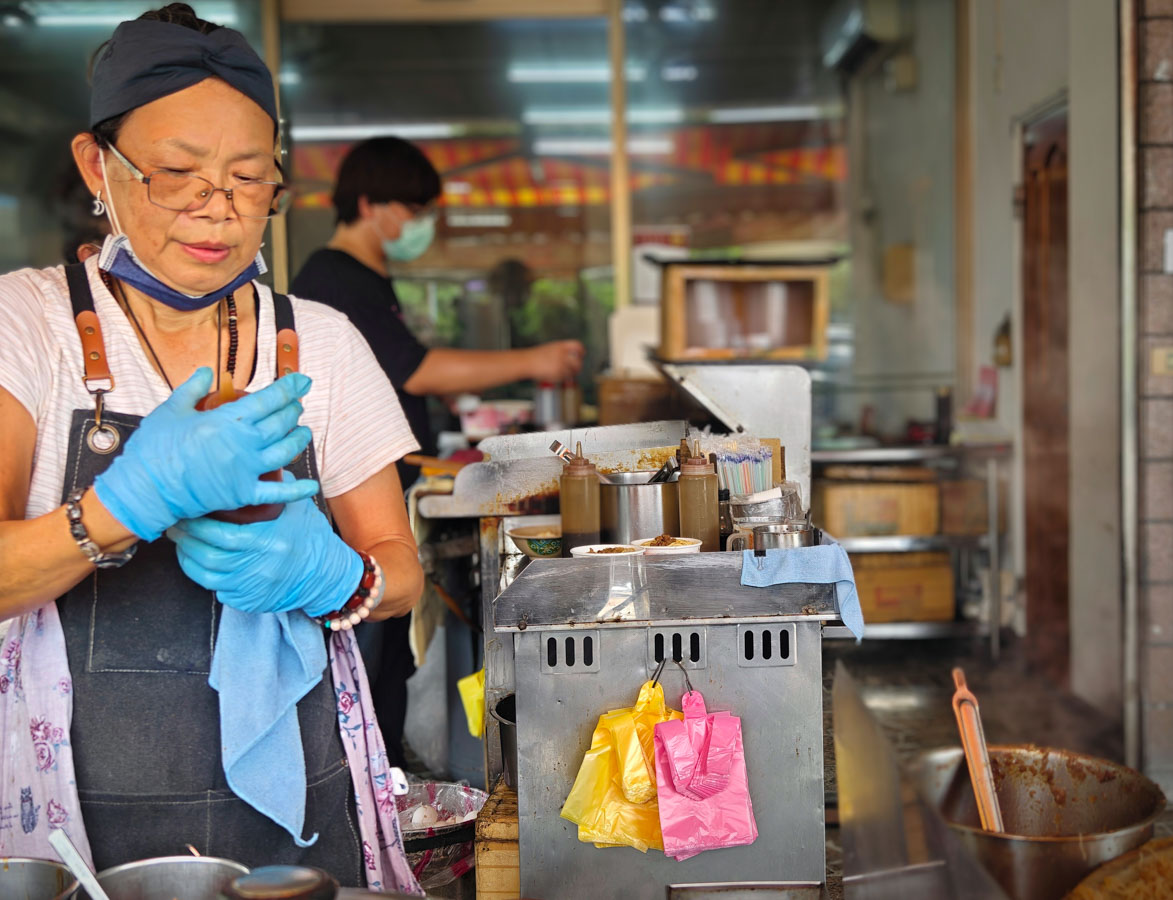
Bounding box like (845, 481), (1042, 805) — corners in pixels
(739, 543), (864, 641)
(209, 606), (326, 847)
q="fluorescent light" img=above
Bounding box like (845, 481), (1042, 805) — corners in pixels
(290, 122), (456, 141)
(279, 68), (301, 86)
(622, 3), (648, 22)
(508, 63), (647, 83)
(523, 107), (682, 126)
(31, 2), (238, 26)
(661, 63), (698, 82)
(708, 103), (843, 124)
(446, 212), (512, 228)
(534, 137), (673, 156)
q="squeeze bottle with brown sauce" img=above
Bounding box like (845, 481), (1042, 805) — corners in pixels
(677, 442), (719, 552)
(559, 441), (600, 557)
(194, 374), (285, 524)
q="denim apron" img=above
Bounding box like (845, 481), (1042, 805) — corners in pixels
(53, 264), (364, 885)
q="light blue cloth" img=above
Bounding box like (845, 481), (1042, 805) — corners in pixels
(208, 606), (327, 847)
(739, 543), (865, 641)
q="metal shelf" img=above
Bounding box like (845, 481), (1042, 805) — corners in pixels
(824, 621), (991, 640)
(811, 444), (1011, 464)
(835, 535), (989, 553)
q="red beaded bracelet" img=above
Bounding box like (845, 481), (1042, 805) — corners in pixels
(318, 551), (384, 632)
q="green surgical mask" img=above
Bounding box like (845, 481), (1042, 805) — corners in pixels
(381, 214), (435, 262)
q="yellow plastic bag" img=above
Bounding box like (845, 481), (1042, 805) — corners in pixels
(560, 680), (682, 852)
(456, 668), (485, 738)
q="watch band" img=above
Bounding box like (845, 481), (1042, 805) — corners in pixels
(65, 489), (137, 569)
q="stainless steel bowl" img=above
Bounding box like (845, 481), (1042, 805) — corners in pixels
(0, 857), (76, 900)
(913, 745), (1166, 900)
(68, 855), (248, 899)
(600, 472), (679, 545)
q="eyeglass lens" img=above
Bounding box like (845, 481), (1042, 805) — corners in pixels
(148, 172), (287, 218)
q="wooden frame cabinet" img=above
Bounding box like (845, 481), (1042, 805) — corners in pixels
(658, 262), (831, 362)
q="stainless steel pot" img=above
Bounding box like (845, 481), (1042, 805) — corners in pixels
(600, 472), (679, 544)
(67, 855), (248, 899)
(0, 857), (76, 900)
(913, 745), (1166, 900)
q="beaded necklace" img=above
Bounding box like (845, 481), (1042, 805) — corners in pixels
(98, 269), (238, 393)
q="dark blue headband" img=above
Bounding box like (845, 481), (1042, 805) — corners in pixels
(90, 18), (277, 129)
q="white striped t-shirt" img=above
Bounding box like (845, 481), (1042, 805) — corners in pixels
(0, 256), (420, 522)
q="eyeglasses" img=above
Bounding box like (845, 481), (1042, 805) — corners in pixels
(105, 143), (291, 220)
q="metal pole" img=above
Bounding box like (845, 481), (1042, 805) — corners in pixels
(987, 457), (1000, 660)
(1119, 0), (1140, 771)
(608, 0), (632, 309)
(261, 0), (290, 294)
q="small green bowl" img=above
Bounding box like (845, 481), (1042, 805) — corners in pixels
(506, 525), (563, 559)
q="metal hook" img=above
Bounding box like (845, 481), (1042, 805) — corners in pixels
(651, 656), (668, 686)
(674, 659), (695, 695)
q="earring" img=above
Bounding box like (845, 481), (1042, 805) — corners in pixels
(91, 191), (106, 217)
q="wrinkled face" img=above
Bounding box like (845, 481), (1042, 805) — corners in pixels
(76, 78), (277, 296)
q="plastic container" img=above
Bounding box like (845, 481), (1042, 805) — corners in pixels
(559, 442), (600, 557)
(195, 387), (284, 524)
(677, 451), (720, 552)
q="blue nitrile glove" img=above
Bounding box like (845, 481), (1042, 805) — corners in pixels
(93, 367), (319, 541)
(167, 474), (365, 617)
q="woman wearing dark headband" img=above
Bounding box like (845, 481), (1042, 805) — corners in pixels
(0, 4), (422, 891)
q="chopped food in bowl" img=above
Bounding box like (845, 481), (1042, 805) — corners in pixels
(632, 535), (703, 555)
(569, 543), (647, 557)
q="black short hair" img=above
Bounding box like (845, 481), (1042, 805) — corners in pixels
(332, 137), (442, 225)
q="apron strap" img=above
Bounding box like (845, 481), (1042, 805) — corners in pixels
(272, 292), (299, 377)
(65, 262), (115, 396)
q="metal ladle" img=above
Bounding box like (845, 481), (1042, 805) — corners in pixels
(951, 667), (1005, 832)
(49, 827), (112, 900)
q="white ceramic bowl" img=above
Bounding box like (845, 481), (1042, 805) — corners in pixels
(568, 543), (646, 558)
(631, 536), (703, 555)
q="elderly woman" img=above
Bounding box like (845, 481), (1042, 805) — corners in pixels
(0, 4), (422, 892)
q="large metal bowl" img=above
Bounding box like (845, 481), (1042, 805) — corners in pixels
(0, 857), (77, 900)
(67, 855), (248, 899)
(914, 746), (1166, 900)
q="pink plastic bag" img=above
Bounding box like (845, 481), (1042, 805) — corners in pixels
(653, 690), (758, 860)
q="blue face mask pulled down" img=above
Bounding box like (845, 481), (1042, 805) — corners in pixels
(382, 214), (435, 263)
(97, 234), (267, 311)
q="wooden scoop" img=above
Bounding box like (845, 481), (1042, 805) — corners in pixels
(951, 667), (1004, 833)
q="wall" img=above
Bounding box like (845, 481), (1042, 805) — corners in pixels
(1069, 0), (1124, 721)
(845, 0), (956, 436)
(1136, 0), (1173, 791)
(969, 0), (1123, 715)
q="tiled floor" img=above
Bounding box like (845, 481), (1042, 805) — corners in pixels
(821, 635), (1171, 897)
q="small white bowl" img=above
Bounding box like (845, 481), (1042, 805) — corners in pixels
(631, 536), (703, 555)
(569, 543), (646, 558)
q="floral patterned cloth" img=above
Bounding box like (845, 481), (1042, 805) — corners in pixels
(0, 604), (422, 896)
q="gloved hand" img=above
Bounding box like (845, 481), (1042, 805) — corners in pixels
(167, 473), (365, 617)
(94, 367), (318, 540)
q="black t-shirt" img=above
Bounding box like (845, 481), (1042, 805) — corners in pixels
(291, 248), (431, 484)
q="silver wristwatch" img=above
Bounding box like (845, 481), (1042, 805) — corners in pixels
(65, 489), (137, 569)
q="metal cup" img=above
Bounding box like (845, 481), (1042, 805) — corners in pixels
(728, 522), (817, 554)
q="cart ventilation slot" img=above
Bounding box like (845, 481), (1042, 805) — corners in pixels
(737, 623), (797, 667)
(647, 628), (707, 670)
(539, 630), (601, 674)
